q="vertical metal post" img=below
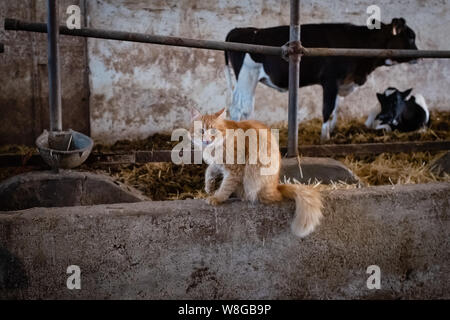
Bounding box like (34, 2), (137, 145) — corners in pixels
(287, 0), (301, 157)
(47, 0), (62, 131)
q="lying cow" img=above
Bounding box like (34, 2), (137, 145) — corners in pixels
(224, 18), (418, 141)
(365, 87), (430, 132)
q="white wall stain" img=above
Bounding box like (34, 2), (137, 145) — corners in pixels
(87, 0), (450, 144)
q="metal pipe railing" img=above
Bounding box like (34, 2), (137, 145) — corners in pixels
(46, 0), (62, 132)
(5, 13), (450, 159)
(5, 18), (450, 59)
(4, 18), (282, 57)
(287, 0), (300, 157)
(301, 47), (450, 58)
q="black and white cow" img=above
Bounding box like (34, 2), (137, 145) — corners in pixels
(365, 87), (430, 132)
(224, 18), (418, 141)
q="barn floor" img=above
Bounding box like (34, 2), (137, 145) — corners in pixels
(0, 112), (449, 201)
(85, 111), (450, 153)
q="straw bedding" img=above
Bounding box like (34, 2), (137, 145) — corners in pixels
(1, 111), (448, 200)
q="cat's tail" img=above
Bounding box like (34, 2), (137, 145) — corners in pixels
(277, 184), (323, 238)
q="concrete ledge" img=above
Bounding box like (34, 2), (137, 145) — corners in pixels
(0, 183), (449, 299)
(0, 170), (148, 211)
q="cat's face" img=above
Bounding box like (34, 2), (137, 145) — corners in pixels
(190, 108), (226, 147)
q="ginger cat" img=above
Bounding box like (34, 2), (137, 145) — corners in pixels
(190, 107), (323, 238)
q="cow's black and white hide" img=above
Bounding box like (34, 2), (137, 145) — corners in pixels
(224, 18), (418, 141)
(365, 87), (430, 132)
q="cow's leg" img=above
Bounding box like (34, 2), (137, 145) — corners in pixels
(328, 82), (359, 133)
(329, 96), (341, 132)
(365, 108), (380, 128)
(375, 123), (392, 132)
(321, 81), (339, 142)
(228, 54), (262, 121)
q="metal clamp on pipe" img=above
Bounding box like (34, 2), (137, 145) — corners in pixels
(281, 40), (304, 62)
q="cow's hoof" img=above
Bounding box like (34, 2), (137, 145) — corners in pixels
(320, 135), (330, 144)
(320, 122), (331, 143)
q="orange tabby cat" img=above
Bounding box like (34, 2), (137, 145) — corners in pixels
(190, 107), (323, 238)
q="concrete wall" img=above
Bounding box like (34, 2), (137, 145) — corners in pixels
(87, 0), (450, 144)
(1, 1), (449, 145)
(0, 183), (449, 299)
(0, 0), (90, 146)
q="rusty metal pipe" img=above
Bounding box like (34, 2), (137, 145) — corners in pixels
(287, 0), (300, 158)
(301, 47), (450, 58)
(6, 18), (450, 58)
(4, 18), (282, 56)
(46, 1), (62, 132)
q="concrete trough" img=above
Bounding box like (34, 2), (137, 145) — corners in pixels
(0, 170), (148, 211)
(0, 183), (449, 299)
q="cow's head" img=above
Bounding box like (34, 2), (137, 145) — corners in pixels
(375, 87), (412, 126)
(383, 18), (418, 65)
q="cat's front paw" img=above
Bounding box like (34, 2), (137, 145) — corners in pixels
(206, 195), (222, 206)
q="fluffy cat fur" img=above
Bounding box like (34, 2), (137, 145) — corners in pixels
(190, 108), (323, 238)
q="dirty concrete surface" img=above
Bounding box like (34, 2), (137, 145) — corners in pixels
(0, 170), (148, 211)
(0, 183), (448, 299)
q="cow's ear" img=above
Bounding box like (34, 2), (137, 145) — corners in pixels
(402, 88), (413, 99)
(391, 18), (406, 36)
(190, 107), (202, 121)
(215, 108), (227, 120)
(376, 93), (385, 103)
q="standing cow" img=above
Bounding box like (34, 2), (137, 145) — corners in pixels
(224, 18), (418, 141)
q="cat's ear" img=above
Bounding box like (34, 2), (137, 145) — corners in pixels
(215, 108), (227, 120)
(190, 107), (202, 121)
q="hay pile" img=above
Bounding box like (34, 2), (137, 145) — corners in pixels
(340, 152), (449, 186)
(0, 112), (449, 201)
(93, 133), (178, 153)
(87, 163), (207, 201)
(0, 145), (38, 182)
(94, 151), (448, 200)
(86, 111), (450, 200)
(0, 144), (36, 155)
(279, 111), (450, 146)
(93, 111), (450, 152)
